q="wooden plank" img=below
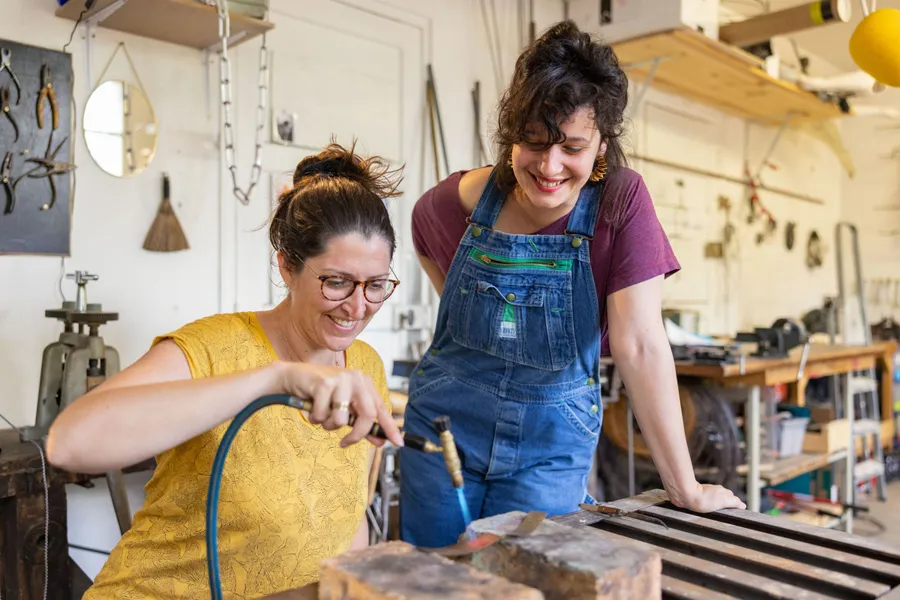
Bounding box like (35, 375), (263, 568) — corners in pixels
(611, 27), (843, 124)
(54, 0), (273, 50)
(661, 576), (738, 600)
(643, 506), (900, 585)
(693, 508), (900, 566)
(735, 452), (844, 487)
(594, 526), (835, 600)
(590, 512), (890, 598)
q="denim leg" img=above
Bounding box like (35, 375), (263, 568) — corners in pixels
(479, 397), (600, 519)
(398, 444), (487, 548)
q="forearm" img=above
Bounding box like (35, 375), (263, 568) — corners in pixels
(47, 362), (286, 473)
(612, 339), (698, 504)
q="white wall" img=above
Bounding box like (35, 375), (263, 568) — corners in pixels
(839, 91), (900, 332)
(629, 87), (845, 335)
(0, 0), (860, 582)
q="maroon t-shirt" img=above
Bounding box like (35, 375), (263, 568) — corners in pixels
(411, 167), (681, 355)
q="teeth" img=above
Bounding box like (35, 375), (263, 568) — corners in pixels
(535, 176), (563, 188)
(329, 316), (355, 327)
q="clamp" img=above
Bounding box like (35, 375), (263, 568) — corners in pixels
(1, 152), (15, 215)
(0, 86), (17, 142)
(0, 48), (21, 105)
(36, 64), (58, 131)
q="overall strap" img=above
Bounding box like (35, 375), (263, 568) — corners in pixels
(467, 167), (506, 230)
(564, 180), (604, 240)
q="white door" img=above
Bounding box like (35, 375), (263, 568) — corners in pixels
(230, 0), (429, 379)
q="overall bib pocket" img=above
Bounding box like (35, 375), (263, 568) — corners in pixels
(446, 249), (576, 370)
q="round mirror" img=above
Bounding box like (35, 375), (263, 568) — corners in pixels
(83, 80), (158, 178)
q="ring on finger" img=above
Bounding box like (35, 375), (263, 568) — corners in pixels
(333, 399), (351, 413)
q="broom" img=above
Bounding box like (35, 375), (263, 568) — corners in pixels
(143, 173), (189, 252)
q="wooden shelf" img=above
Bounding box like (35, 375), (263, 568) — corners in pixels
(55, 0), (274, 51)
(737, 450), (846, 487)
(612, 27), (845, 125)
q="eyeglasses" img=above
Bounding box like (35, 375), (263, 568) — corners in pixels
(300, 259), (400, 303)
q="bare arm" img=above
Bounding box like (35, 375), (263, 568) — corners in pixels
(607, 275), (745, 512)
(417, 254), (446, 296)
(47, 341), (402, 474)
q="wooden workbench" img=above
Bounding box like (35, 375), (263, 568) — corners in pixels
(0, 429), (155, 599)
(554, 497), (900, 599)
(675, 341), (897, 415)
(262, 488), (900, 599)
(674, 341), (897, 529)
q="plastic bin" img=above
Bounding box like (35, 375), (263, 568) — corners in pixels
(773, 416), (810, 457)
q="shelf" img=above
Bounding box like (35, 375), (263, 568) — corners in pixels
(55, 0), (274, 51)
(612, 27), (845, 125)
(738, 450), (846, 487)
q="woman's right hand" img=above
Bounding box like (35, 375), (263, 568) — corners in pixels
(277, 361), (404, 448)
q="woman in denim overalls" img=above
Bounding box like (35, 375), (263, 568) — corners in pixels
(400, 21), (745, 548)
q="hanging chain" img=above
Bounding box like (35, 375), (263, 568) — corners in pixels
(215, 0), (268, 205)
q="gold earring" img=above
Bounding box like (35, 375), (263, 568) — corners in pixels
(507, 157), (513, 168)
(589, 155), (607, 182)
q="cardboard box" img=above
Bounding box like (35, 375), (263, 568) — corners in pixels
(802, 418), (850, 455)
(569, 0), (720, 44)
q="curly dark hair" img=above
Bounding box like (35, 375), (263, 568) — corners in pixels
(270, 140), (402, 272)
(492, 20), (630, 224)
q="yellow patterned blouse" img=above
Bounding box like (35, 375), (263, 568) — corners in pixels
(84, 312), (390, 599)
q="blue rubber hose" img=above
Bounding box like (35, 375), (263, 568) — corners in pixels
(206, 394), (303, 599)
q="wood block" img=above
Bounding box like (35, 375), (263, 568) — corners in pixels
(468, 511), (661, 600)
(318, 540), (544, 600)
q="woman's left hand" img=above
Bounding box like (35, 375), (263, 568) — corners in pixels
(671, 481), (746, 513)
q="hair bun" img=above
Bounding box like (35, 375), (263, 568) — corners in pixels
(290, 140), (403, 200)
(293, 153), (360, 184)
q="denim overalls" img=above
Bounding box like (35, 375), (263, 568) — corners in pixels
(399, 167), (605, 548)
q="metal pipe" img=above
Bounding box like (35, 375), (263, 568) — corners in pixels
(719, 0), (852, 48)
(628, 152), (826, 205)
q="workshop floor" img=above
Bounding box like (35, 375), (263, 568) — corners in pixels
(854, 481), (900, 546)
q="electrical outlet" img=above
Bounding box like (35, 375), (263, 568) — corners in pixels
(392, 305), (430, 331)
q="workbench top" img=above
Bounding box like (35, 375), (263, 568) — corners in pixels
(0, 428), (155, 492)
(674, 340), (897, 381)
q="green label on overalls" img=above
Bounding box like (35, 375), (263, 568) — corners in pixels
(499, 303), (516, 339)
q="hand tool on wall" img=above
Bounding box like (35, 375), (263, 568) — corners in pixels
(0, 48), (22, 105)
(0, 86), (18, 142)
(1, 151), (15, 214)
(36, 64), (58, 131)
(20, 133), (74, 211)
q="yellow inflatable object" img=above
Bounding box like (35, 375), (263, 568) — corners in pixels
(849, 8), (900, 87)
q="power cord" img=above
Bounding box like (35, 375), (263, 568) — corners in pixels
(0, 411), (48, 600)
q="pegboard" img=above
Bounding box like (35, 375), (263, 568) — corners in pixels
(0, 38), (73, 256)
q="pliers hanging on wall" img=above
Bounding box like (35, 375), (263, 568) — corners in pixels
(0, 48), (21, 106)
(36, 64), (58, 131)
(2, 152), (16, 215)
(22, 133), (74, 211)
(1, 86), (18, 142)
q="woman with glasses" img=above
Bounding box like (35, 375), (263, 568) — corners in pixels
(400, 20), (745, 549)
(46, 142), (405, 598)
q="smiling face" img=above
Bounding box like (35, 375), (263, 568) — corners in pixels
(279, 231), (393, 352)
(510, 105), (603, 210)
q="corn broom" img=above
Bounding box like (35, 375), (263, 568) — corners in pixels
(143, 173), (189, 252)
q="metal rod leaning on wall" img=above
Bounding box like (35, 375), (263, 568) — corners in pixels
(627, 152), (826, 205)
(426, 65), (450, 179)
